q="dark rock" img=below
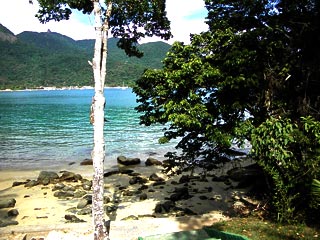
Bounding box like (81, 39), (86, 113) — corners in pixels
(121, 215), (139, 220)
(169, 187), (191, 201)
(37, 171), (59, 185)
(182, 208), (197, 215)
(52, 183), (65, 191)
(118, 186), (127, 190)
(12, 181), (27, 187)
(7, 209), (19, 217)
(105, 205), (118, 213)
(83, 194), (93, 204)
(123, 190), (135, 196)
(117, 156), (141, 166)
(153, 181), (166, 187)
(0, 219), (19, 227)
(81, 180), (92, 191)
(53, 191), (74, 199)
(24, 180), (38, 188)
(60, 171), (82, 182)
(139, 193), (148, 201)
(0, 199), (16, 209)
(104, 170), (120, 177)
(154, 201), (175, 214)
(120, 169), (135, 175)
(74, 191), (87, 198)
(104, 196), (111, 204)
(199, 195), (208, 200)
(62, 185), (76, 192)
(77, 207), (92, 215)
(80, 158), (93, 165)
(64, 214), (86, 223)
(149, 173), (164, 182)
(179, 175), (190, 184)
(145, 157), (162, 166)
(129, 176), (148, 185)
(138, 185), (148, 191)
(227, 164), (263, 182)
(211, 175), (228, 182)
(77, 199), (90, 209)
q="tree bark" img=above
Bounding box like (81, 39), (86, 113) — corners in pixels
(91, 1), (112, 239)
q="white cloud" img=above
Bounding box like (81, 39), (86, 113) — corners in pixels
(0, 0), (208, 44)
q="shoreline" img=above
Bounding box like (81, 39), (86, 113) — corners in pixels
(0, 158), (255, 239)
(0, 86), (130, 92)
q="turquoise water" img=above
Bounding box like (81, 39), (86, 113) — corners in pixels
(0, 88), (176, 170)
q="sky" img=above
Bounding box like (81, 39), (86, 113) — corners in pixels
(0, 0), (208, 44)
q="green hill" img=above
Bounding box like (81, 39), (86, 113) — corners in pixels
(0, 24), (171, 90)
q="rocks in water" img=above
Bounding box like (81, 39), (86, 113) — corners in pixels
(0, 198), (16, 209)
(117, 156), (141, 166)
(145, 157), (162, 166)
(80, 158), (93, 165)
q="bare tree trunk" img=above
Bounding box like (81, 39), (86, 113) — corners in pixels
(91, 1), (112, 239)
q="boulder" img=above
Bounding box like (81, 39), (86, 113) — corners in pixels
(77, 199), (90, 209)
(169, 187), (191, 201)
(149, 173), (164, 182)
(53, 191), (74, 199)
(145, 157), (162, 166)
(0, 219), (19, 227)
(154, 200), (175, 214)
(12, 181), (27, 187)
(24, 180), (39, 188)
(59, 171), (82, 182)
(80, 158), (93, 165)
(64, 214), (86, 223)
(7, 209), (19, 217)
(37, 171), (59, 185)
(117, 156), (141, 166)
(139, 193), (148, 201)
(0, 199), (16, 209)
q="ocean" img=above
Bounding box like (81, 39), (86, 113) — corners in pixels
(0, 88), (176, 170)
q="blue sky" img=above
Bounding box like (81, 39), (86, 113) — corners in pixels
(0, 0), (208, 44)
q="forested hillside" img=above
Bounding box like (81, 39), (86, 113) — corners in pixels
(0, 24), (171, 89)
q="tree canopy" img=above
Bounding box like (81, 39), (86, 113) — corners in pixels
(134, 0), (320, 222)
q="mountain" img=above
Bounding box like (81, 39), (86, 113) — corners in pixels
(0, 24), (171, 90)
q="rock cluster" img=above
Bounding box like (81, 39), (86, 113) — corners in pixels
(1, 156), (264, 229)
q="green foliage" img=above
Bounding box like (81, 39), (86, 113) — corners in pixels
(0, 29), (171, 89)
(251, 116), (320, 222)
(134, 0), (320, 223)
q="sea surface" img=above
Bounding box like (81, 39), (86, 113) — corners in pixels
(0, 88), (176, 170)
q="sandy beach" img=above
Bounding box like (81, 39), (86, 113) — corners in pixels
(0, 158), (254, 240)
